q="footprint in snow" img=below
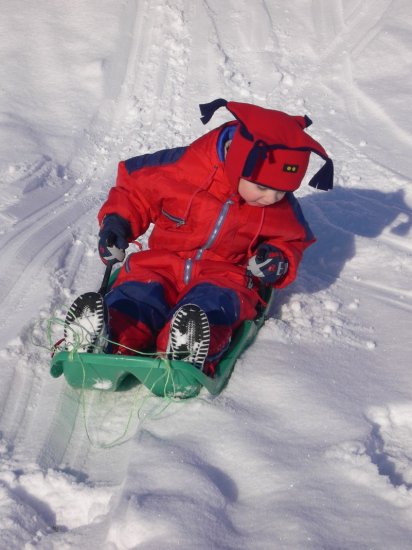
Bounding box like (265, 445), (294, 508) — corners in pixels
(366, 404), (412, 490)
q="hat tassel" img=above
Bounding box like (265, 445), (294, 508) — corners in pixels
(199, 98), (228, 124)
(308, 157), (334, 190)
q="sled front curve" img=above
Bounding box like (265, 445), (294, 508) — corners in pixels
(51, 313), (264, 398)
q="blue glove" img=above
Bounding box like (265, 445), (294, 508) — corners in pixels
(98, 214), (131, 264)
(247, 244), (289, 283)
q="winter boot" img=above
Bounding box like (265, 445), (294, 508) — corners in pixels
(64, 292), (105, 353)
(167, 304), (210, 371)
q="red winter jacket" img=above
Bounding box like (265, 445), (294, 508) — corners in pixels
(98, 123), (315, 310)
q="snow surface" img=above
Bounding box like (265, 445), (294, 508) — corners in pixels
(1, 1), (412, 548)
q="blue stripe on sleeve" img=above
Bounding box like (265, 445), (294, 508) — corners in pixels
(124, 146), (187, 174)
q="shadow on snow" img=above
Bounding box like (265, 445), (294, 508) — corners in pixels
(271, 186), (411, 313)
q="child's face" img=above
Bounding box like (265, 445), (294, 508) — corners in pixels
(238, 178), (286, 207)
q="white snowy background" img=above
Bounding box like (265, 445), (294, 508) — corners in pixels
(1, 1), (412, 548)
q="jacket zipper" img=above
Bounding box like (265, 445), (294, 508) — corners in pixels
(195, 199), (233, 260)
(184, 257), (193, 284)
(183, 198), (234, 284)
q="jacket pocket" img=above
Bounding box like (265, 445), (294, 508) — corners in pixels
(159, 208), (186, 228)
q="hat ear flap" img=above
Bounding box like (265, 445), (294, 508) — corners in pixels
(308, 157), (334, 190)
(199, 98), (228, 124)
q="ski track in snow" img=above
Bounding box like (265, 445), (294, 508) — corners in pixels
(0, 1), (412, 548)
(309, 0), (412, 177)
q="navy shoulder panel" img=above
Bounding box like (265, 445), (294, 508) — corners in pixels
(286, 193), (315, 241)
(124, 146), (187, 175)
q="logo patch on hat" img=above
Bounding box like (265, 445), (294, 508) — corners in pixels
(283, 164), (299, 173)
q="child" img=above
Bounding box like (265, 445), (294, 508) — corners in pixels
(97, 99), (333, 375)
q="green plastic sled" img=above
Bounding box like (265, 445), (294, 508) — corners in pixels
(50, 286), (274, 399)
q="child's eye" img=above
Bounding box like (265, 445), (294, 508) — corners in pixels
(256, 185), (267, 191)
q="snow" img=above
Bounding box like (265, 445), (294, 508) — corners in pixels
(0, 0), (412, 548)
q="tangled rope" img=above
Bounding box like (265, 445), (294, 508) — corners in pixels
(40, 312), (199, 449)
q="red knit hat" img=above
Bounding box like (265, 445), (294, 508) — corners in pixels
(199, 99), (333, 191)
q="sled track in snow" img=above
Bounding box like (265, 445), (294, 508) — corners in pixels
(0, 177), (100, 343)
